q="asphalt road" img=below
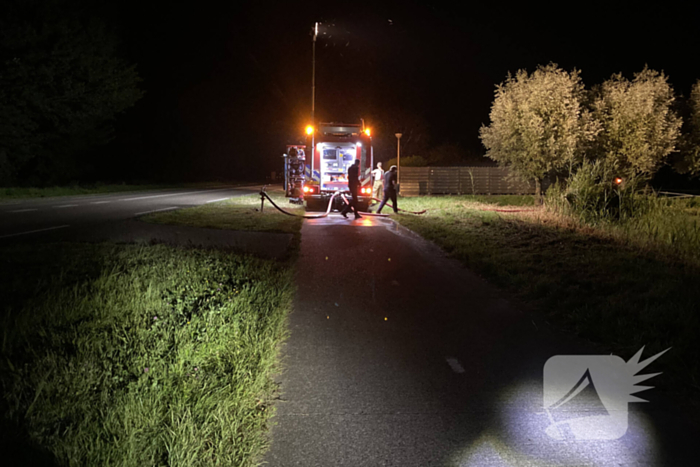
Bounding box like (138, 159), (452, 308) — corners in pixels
(0, 185), (298, 258)
(0, 186), (263, 239)
(264, 215), (699, 466)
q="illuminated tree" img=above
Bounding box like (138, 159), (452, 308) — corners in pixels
(591, 67), (681, 179)
(480, 64), (599, 199)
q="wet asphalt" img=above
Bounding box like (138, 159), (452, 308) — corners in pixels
(263, 214), (699, 466)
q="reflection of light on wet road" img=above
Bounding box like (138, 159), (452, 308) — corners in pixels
(354, 218), (376, 227)
(448, 380), (659, 466)
(306, 214), (387, 227)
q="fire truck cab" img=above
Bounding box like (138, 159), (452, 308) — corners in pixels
(303, 122), (374, 211)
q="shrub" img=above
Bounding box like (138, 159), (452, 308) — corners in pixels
(546, 160), (653, 222)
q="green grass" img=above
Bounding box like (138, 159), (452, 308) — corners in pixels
(435, 194), (536, 207)
(0, 243), (294, 466)
(395, 195), (700, 402)
(0, 182), (250, 201)
(610, 197), (700, 263)
(144, 192), (304, 235)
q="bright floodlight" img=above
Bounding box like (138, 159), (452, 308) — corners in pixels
(305, 125), (314, 135)
(364, 128), (371, 137)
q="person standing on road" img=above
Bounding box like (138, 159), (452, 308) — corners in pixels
(341, 159), (362, 219)
(376, 165), (398, 214)
(371, 162), (384, 202)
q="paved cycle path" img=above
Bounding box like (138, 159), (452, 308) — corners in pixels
(264, 215), (698, 466)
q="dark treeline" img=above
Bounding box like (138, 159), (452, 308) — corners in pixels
(3, 1), (700, 187)
(0, 0), (144, 186)
(0, 1), (486, 186)
(0, 0), (262, 186)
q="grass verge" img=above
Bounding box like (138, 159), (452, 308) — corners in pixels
(0, 242), (294, 466)
(0, 182), (250, 201)
(144, 191), (305, 235)
(395, 195), (700, 402)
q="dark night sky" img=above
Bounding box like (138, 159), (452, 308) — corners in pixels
(108, 1), (700, 181)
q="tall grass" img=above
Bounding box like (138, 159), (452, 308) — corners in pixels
(615, 197), (700, 263)
(546, 173), (700, 264)
(1, 243), (294, 466)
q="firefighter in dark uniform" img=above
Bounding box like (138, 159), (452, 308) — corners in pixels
(341, 159), (362, 219)
(377, 165), (398, 214)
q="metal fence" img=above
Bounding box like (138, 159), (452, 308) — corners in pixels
(399, 166), (534, 196)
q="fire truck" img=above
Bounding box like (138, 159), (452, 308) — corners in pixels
(297, 122), (374, 211)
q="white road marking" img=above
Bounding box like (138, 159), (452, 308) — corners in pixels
(55, 204), (78, 208)
(7, 209), (38, 213)
(0, 225), (69, 239)
(134, 206), (179, 216)
(91, 201), (111, 204)
(120, 187), (234, 202)
(446, 357), (465, 374)
(206, 197), (231, 203)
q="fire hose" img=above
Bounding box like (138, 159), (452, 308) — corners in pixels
(369, 197), (427, 215)
(476, 207), (541, 213)
(258, 188), (427, 218)
(259, 188), (340, 219)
